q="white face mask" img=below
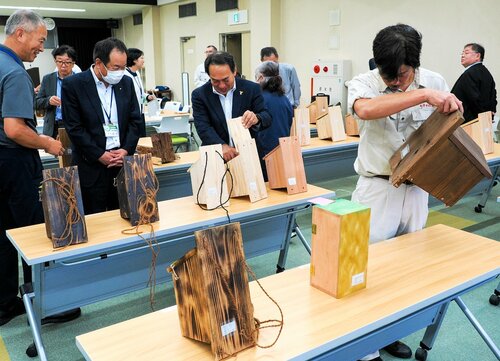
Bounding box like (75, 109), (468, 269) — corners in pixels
(99, 63), (124, 85)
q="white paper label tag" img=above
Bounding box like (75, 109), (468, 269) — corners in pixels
(249, 182), (257, 191)
(401, 144), (410, 159)
(288, 177), (297, 186)
(352, 272), (365, 286)
(207, 187), (217, 196)
(221, 319), (237, 337)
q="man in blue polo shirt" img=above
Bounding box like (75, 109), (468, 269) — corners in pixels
(0, 10), (68, 326)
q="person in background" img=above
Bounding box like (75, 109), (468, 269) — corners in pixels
(35, 44), (78, 138)
(348, 24), (462, 361)
(0, 9), (77, 327)
(124, 47), (156, 137)
(260, 46), (301, 108)
(451, 43), (496, 123)
(192, 51), (272, 162)
(194, 44), (217, 88)
(254, 61), (293, 179)
(62, 37), (142, 215)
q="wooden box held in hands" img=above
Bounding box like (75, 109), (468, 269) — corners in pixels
(390, 110), (492, 207)
(461, 111), (494, 155)
(136, 132), (176, 164)
(188, 144), (229, 209)
(41, 166), (87, 248)
(291, 108), (311, 145)
(57, 128), (73, 168)
(264, 136), (307, 194)
(167, 223), (256, 360)
(310, 199), (370, 298)
(116, 154), (159, 226)
(226, 117), (267, 203)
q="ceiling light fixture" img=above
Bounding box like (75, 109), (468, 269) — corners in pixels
(0, 5), (86, 13)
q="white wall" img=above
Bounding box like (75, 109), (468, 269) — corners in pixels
(279, 0), (500, 103)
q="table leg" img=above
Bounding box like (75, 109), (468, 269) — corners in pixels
(489, 281), (500, 306)
(276, 211), (296, 273)
(455, 296), (500, 358)
(475, 166), (499, 213)
(293, 221), (311, 255)
(20, 280), (47, 361)
(415, 302), (450, 360)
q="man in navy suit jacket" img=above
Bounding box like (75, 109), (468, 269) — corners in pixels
(451, 43), (497, 123)
(62, 37), (142, 214)
(192, 51), (271, 162)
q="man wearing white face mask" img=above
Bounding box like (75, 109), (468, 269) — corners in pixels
(62, 37), (142, 214)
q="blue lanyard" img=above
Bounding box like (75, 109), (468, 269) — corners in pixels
(100, 87), (114, 124)
(0, 45), (24, 67)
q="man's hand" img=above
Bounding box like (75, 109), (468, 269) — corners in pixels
(241, 110), (259, 128)
(40, 135), (64, 156)
(108, 149), (128, 167)
(425, 89), (463, 114)
(49, 96), (62, 107)
(221, 144), (239, 162)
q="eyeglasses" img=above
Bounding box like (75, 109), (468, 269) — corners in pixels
(55, 60), (74, 66)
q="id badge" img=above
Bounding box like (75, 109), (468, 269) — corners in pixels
(103, 123), (119, 137)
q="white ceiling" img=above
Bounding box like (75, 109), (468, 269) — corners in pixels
(0, 1), (156, 20)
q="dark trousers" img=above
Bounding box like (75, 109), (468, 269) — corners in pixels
(79, 163), (121, 215)
(0, 148), (43, 307)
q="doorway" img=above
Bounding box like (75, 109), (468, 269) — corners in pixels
(220, 32), (250, 79)
(180, 36), (197, 100)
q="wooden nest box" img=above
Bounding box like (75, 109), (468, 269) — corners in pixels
(136, 132), (176, 164)
(57, 128), (73, 168)
(316, 105), (347, 142)
(116, 154), (160, 226)
(460, 111), (494, 155)
(167, 222), (256, 360)
(264, 136), (307, 194)
(188, 144), (230, 209)
(290, 108), (311, 146)
(226, 117), (267, 203)
(310, 199), (370, 298)
(41, 166), (88, 248)
(390, 110), (492, 207)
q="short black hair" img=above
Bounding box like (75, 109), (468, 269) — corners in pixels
(465, 43), (485, 61)
(260, 46), (278, 61)
(51, 45), (77, 63)
(373, 24), (422, 80)
(204, 51), (235, 74)
(127, 48), (144, 67)
(207, 45), (217, 52)
(93, 37), (127, 65)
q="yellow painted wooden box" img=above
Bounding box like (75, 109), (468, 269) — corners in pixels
(167, 222), (256, 360)
(310, 199), (370, 298)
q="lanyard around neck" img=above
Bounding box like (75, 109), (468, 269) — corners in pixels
(100, 86), (114, 124)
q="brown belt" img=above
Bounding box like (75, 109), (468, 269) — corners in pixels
(373, 175), (413, 186)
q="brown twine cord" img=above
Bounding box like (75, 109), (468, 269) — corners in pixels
(197, 235), (284, 358)
(42, 170), (86, 250)
(121, 158), (160, 309)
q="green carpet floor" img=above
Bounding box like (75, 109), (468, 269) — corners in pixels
(0, 175), (498, 361)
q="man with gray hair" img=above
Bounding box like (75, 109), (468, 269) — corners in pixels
(0, 10), (67, 326)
